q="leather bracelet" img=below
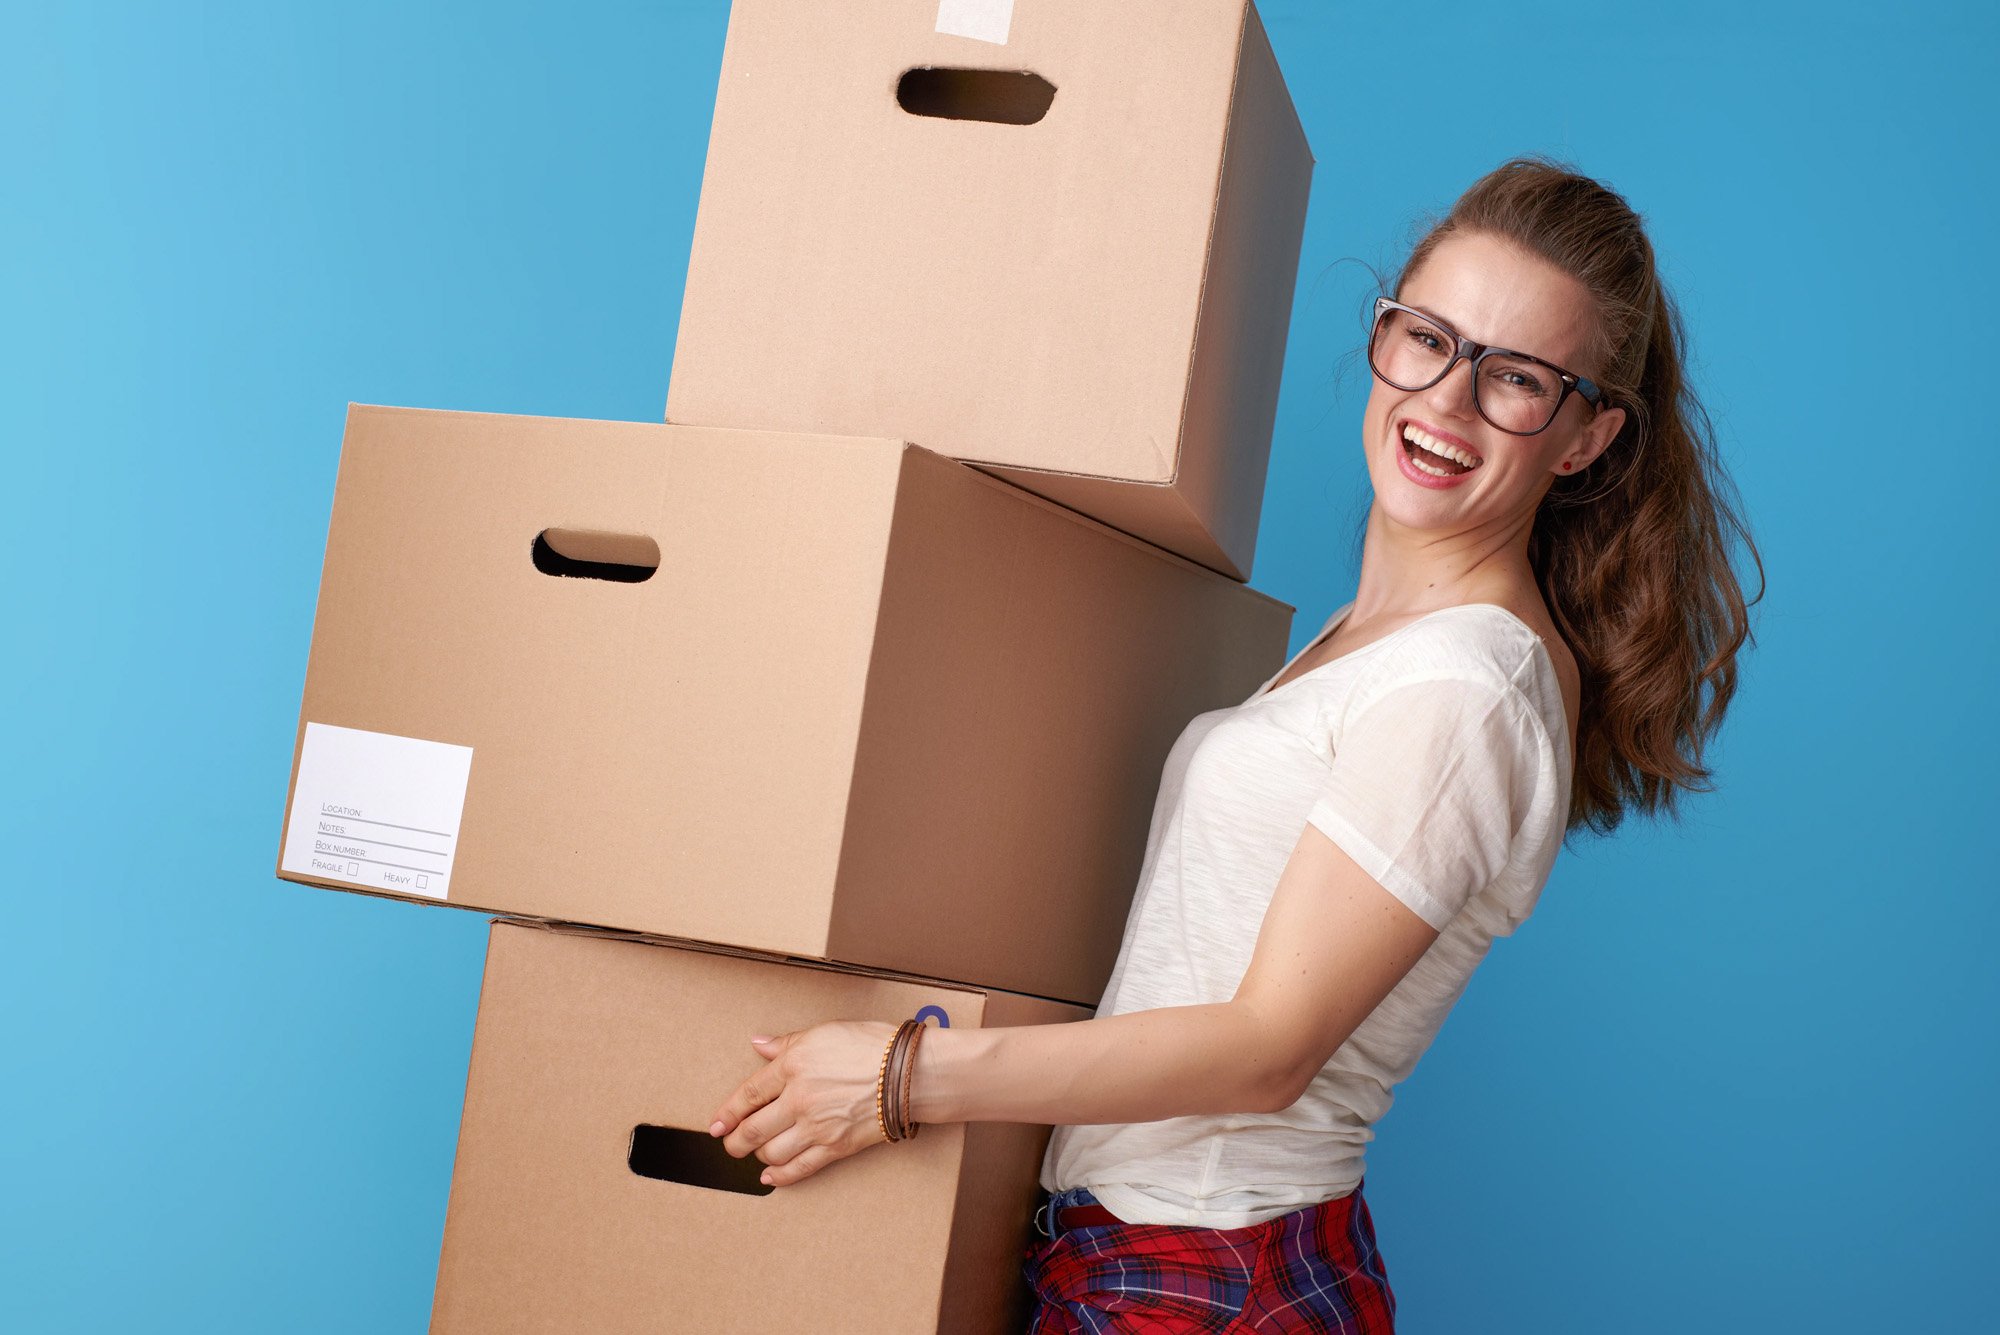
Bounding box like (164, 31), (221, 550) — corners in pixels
(885, 1019), (919, 1141)
(881, 1021), (908, 1142)
(899, 1018), (926, 1141)
(888, 1023), (912, 1135)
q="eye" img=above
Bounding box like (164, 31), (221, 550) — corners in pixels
(1406, 325), (1445, 352)
(1485, 361), (1552, 397)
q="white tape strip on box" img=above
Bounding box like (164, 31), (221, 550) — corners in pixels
(936, 0), (1014, 45)
(281, 722), (473, 901)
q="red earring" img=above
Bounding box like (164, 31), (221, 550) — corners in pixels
(1561, 462), (1573, 471)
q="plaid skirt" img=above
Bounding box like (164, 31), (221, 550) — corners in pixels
(1022, 1181), (1397, 1333)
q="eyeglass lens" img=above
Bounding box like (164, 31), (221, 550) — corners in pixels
(1370, 307), (1565, 434)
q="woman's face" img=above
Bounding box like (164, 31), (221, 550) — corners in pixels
(1360, 229), (1627, 536)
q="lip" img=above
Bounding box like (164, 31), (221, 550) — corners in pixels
(1398, 416), (1483, 463)
(1393, 417), (1480, 490)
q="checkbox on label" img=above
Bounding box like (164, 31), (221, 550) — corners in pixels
(416, 875), (429, 889)
(347, 862), (360, 876)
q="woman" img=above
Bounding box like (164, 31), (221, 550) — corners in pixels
(706, 156), (1760, 1331)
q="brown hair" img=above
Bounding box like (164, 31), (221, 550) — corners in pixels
(1390, 155), (1763, 835)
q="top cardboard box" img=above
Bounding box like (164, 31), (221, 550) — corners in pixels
(665, 0), (1314, 582)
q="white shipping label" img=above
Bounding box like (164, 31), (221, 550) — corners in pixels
(280, 723), (473, 901)
(935, 0), (1014, 45)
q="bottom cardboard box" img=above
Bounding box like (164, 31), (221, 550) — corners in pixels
(431, 919), (1088, 1334)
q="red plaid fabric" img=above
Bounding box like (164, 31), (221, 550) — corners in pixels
(1023, 1181), (1397, 1333)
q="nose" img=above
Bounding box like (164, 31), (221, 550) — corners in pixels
(1423, 355), (1481, 421)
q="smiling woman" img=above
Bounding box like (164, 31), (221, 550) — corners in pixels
(705, 155), (1763, 1333)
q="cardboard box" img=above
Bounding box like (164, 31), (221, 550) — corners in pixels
(277, 405), (1291, 1004)
(431, 919), (1089, 1335)
(665, 0), (1314, 581)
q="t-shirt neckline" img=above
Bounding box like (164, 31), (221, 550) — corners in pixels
(1252, 600), (1547, 702)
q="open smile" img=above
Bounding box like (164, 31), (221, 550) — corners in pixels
(1395, 418), (1483, 489)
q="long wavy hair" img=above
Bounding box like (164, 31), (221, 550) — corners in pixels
(1389, 156), (1763, 835)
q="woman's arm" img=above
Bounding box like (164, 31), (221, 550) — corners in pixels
(708, 823), (1442, 1186)
(918, 823), (1443, 1125)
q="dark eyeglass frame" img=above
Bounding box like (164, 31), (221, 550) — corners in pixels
(1369, 296), (1609, 437)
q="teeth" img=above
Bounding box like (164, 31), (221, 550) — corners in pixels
(1401, 424), (1480, 469)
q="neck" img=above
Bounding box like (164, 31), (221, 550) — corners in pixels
(1349, 500), (1538, 624)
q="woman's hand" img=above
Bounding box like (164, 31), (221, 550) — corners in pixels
(707, 1020), (896, 1187)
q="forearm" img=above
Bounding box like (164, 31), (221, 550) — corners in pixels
(908, 1001), (1305, 1128)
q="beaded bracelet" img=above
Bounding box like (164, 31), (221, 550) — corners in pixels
(872, 1024), (900, 1145)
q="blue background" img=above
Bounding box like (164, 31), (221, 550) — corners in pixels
(4, 1), (1994, 1329)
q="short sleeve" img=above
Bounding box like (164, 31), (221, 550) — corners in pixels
(1305, 673), (1548, 931)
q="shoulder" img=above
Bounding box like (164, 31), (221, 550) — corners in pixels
(1353, 604), (1551, 702)
(1340, 605), (1572, 757)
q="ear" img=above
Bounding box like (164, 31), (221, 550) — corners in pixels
(1556, 402), (1626, 475)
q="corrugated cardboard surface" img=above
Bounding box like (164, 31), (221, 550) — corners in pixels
(431, 920), (1086, 1335)
(828, 444), (1289, 993)
(277, 406), (1291, 1004)
(665, 0), (1313, 579)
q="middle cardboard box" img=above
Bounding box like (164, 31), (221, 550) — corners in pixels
(277, 405), (1292, 1005)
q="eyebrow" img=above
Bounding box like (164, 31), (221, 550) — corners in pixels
(1408, 302), (1479, 343)
(1407, 302), (1566, 368)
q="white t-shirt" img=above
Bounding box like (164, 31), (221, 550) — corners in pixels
(1041, 600), (1573, 1228)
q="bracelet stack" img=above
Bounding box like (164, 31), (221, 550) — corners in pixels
(874, 1017), (929, 1143)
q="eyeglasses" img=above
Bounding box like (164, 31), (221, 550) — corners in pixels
(1367, 296), (1609, 437)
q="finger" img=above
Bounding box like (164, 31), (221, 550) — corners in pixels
(723, 1096), (795, 1161)
(754, 1123), (817, 1169)
(750, 1028), (802, 1058)
(709, 1068), (783, 1139)
(763, 1142), (841, 1189)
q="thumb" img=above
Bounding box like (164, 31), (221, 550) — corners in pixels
(750, 1029), (799, 1056)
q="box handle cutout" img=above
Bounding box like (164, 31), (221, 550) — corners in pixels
(897, 67), (1054, 125)
(532, 529), (660, 583)
(629, 1124), (775, 1196)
